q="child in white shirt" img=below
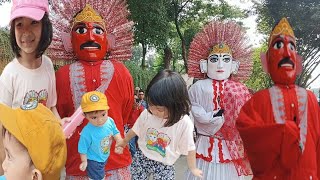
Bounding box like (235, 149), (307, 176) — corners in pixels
(117, 69), (202, 179)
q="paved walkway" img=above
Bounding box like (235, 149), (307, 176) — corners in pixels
(175, 156), (188, 179)
(60, 156), (253, 179)
(167, 156), (252, 180)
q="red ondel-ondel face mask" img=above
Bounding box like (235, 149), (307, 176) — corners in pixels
(71, 21), (108, 61)
(267, 35), (298, 85)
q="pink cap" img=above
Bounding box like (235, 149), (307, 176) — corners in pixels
(10, 0), (49, 23)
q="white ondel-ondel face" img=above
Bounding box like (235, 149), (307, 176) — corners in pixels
(207, 53), (233, 80)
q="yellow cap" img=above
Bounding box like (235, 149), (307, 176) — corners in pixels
(81, 91), (109, 113)
(0, 103), (67, 180)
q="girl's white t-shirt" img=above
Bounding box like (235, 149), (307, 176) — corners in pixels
(0, 55), (57, 108)
(132, 109), (195, 165)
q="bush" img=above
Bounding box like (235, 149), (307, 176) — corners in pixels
(124, 61), (157, 91)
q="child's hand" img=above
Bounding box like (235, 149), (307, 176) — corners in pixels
(79, 161), (87, 171)
(191, 168), (203, 179)
(115, 146), (124, 154)
(116, 139), (127, 148)
(115, 138), (125, 154)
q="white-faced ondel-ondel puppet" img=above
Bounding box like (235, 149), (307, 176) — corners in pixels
(186, 21), (253, 180)
(237, 17), (320, 180)
(47, 1), (134, 179)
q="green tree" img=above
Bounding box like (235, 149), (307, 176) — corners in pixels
(255, 0), (320, 88)
(244, 44), (272, 91)
(124, 60), (157, 91)
(127, 0), (248, 72)
(167, 0), (247, 72)
(0, 28), (13, 73)
(0, 0), (10, 5)
(124, 45), (158, 90)
(130, 45), (143, 65)
(127, 0), (171, 69)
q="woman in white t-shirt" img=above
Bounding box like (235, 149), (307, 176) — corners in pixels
(117, 69), (203, 180)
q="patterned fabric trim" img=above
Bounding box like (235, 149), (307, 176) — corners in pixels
(70, 60), (114, 110)
(96, 61), (115, 93)
(212, 79), (225, 110)
(296, 86), (308, 152)
(70, 62), (86, 110)
(269, 86), (308, 152)
(269, 86), (285, 124)
(211, 80), (252, 176)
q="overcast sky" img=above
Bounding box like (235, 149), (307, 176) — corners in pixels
(0, 2), (11, 27)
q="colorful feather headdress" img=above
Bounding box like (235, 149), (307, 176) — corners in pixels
(47, 0), (134, 65)
(188, 21), (253, 81)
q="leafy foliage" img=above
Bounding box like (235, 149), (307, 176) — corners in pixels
(0, 28), (14, 73)
(244, 44), (272, 91)
(127, 0), (248, 72)
(0, 0), (10, 5)
(167, 0), (248, 72)
(124, 60), (157, 91)
(255, 0), (320, 88)
(123, 45), (157, 90)
(152, 36), (187, 72)
(127, 0), (171, 68)
(128, 0), (170, 49)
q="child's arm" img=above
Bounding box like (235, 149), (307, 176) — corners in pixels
(50, 106), (72, 125)
(78, 131), (90, 171)
(124, 129), (137, 144)
(79, 154), (88, 171)
(116, 129), (137, 150)
(187, 150), (203, 178)
(114, 134), (124, 154)
(50, 106), (61, 119)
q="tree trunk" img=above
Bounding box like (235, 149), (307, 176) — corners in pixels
(141, 42), (147, 69)
(163, 45), (172, 69)
(181, 40), (187, 72)
(173, 2), (188, 73)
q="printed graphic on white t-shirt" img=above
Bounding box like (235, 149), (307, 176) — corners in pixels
(145, 128), (171, 157)
(23, 89), (48, 106)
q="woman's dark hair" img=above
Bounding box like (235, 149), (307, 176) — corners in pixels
(10, 13), (53, 58)
(146, 69), (190, 127)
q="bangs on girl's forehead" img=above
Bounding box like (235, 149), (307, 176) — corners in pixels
(147, 81), (171, 106)
(14, 17), (41, 23)
(146, 92), (162, 106)
(13, 17), (23, 21)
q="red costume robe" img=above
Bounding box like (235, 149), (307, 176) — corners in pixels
(56, 59), (134, 176)
(237, 84), (320, 180)
(128, 104), (144, 129)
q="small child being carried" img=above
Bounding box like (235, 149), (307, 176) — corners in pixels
(78, 91), (123, 180)
(0, 103), (67, 180)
